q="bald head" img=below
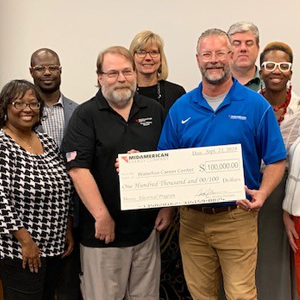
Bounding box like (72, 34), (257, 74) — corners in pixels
(30, 48), (62, 95)
(30, 48), (60, 67)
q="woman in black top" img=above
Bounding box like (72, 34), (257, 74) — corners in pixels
(130, 31), (191, 300)
(129, 30), (186, 113)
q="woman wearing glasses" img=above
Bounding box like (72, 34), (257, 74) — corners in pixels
(129, 31), (189, 300)
(129, 30), (185, 113)
(0, 80), (73, 300)
(256, 42), (300, 300)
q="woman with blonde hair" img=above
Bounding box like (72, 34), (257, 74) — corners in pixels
(130, 30), (185, 112)
(130, 31), (189, 300)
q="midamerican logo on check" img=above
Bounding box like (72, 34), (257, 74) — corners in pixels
(181, 117), (191, 124)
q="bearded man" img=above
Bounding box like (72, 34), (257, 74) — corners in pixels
(62, 46), (173, 300)
(157, 29), (286, 300)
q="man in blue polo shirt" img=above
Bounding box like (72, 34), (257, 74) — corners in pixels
(158, 28), (286, 300)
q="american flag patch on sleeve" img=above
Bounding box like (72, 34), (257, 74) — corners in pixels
(66, 151), (77, 162)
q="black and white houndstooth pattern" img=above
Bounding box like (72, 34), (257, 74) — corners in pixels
(0, 129), (72, 259)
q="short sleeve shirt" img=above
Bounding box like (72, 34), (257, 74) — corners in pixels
(62, 90), (165, 247)
(158, 79), (286, 195)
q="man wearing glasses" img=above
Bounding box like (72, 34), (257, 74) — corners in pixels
(62, 46), (173, 300)
(30, 48), (80, 300)
(227, 22), (261, 92)
(158, 29), (286, 300)
(30, 48), (78, 147)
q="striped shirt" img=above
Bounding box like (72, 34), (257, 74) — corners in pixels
(42, 95), (64, 147)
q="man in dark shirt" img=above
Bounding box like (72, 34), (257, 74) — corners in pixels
(227, 22), (261, 92)
(30, 48), (80, 300)
(62, 46), (173, 300)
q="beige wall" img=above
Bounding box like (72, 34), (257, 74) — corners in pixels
(1, 0), (300, 103)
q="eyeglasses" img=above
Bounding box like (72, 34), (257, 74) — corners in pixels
(10, 101), (41, 110)
(31, 65), (61, 73)
(101, 69), (134, 79)
(199, 51), (231, 62)
(261, 61), (292, 72)
(135, 50), (160, 58)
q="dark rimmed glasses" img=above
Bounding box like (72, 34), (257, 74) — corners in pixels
(135, 50), (160, 58)
(10, 101), (41, 110)
(101, 69), (134, 79)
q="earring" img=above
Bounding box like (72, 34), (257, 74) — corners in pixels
(4, 114), (7, 122)
(287, 81), (292, 99)
(260, 80), (265, 93)
(157, 67), (162, 77)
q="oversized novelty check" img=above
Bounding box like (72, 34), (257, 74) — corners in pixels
(119, 144), (245, 210)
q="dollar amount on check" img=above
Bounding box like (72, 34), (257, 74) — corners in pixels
(119, 144), (246, 210)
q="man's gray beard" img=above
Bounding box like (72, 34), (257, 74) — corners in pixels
(103, 86), (135, 108)
(201, 66), (230, 85)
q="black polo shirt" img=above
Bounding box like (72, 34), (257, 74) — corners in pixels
(62, 90), (165, 247)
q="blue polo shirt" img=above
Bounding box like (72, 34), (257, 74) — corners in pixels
(158, 78), (286, 205)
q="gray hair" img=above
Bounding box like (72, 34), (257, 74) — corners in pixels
(196, 28), (231, 53)
(227, 22), (260, 46)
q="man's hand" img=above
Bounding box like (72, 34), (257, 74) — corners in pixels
(154, 207), (174, 232)
(95, 210), (115, 244)
(238, 160), (285, 212)
(236, 186), (268, 212)
(115, 149), (139, 173)
(283, 211), (299, 253)
(69, 168), (115, 244)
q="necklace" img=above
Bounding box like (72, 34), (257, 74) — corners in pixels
(136, 81), (162, 100)
(260, 87), (292, 125)
(5, 127), (34, 149)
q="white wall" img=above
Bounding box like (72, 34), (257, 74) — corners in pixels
(1, 0), (300, 103)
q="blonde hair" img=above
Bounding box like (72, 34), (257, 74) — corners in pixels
(260, 41), (293, 65)
(129, 30), (168, 80)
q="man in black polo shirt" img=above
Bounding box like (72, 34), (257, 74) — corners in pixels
(62, 46), (173, 300)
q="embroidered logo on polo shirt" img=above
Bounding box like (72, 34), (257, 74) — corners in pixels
(228, 115), (247, 121)
(181, 117), (191, 124)
(135, 117), (153, 126)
